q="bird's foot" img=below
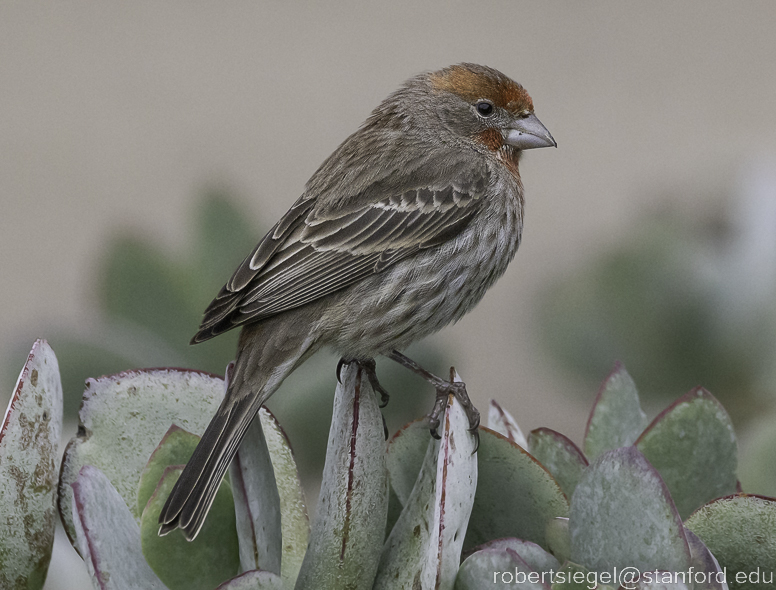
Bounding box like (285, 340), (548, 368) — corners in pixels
(337, 357), (390, 408)
(426, 368), (480, 450)
(360, 358), (391, 408)
(386, 350), (480, 451)
(337, 357), (390, 439)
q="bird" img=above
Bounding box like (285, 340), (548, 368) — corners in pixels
(158, 63), (556, 540)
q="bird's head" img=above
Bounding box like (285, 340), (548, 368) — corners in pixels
(414, 63), (556, 154)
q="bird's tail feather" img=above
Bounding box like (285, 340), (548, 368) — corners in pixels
(158, 391), (259, 540)
(158, 321), (316, 541)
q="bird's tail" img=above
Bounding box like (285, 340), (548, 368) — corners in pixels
(158, 321), (315, 541)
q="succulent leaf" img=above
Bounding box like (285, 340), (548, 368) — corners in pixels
(685, 494), (776, 590)
(71, 465), (166, 589)
(58, 368), (225, 543)
(465, 428), (569, 551)
(255, 407), (309, 586)
(636, 578), (689, 590)
(545, 518), (571, 565)
(230, 411), (282, 576)
(388, 422), (568, 554)
(456, 538), (561, 589)
(528, 428), (588, 499)
(636, 387), (738, 519)
(137, 425), (200, 515)
(0, 340), (62, 590)
(140, 465), (241, 590)
(386, 419), (430, 505)
(685, 529), (726, 590)
(455, 546), (546, 590)
(384, 485), (404, 539)
(481, 538), (562, 572)
(569, 446), (691, 572)
(375, 373), (478, 590)
(294, 363), (389, 590)
(215, 570), (285, 590)
(583, 363), (647, 460)
(488, 399), (528, 448)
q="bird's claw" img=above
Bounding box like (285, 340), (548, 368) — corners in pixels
(426, 376), (480, 452)
(374, 382), (391, 408)
(336, 358), (347, 383)
(426, 386), (450, 441)
(360, 358), (391, 408)
(470, 426), (480, 453)
(337, 357), (391, 408)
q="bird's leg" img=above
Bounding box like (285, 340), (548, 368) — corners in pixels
(386, 350), (480, 448)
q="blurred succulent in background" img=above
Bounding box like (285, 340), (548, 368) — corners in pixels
(38, 189), (258, 415)
(5, 341), (774, 589)
(536, 157), (776, 430)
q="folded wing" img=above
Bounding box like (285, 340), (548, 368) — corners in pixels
(191, 174), (487, 343)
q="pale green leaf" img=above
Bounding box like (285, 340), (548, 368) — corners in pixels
(140, 466), (240, 590)
(488, 399), (528, 448)
(685, 529), (727, 590)
(386, 419), (429, 506)
(136, 425), (200, 515)
(375, 373), (478, 590)
(465, 428), (569, 551)
(583, 363), (647, 460)
(71, 465), (166, 590)
(257, 407), (309, 586)
(685, 494), (776, 590)
(230, 413), (282, 576)
(550, 562), (596, 590)
(387, 423), (568, 554)
(0, 340), (62, 590)
(545, 518), (570, 565)
(294, 363), (388, 590)
(456, 548), (543, 590)
(528, 428), (588, 499)
(58, 368), (224, 543)
(215, 570), (285, 590)
(636, 387), (738, 519)
(569, 447), (690, 572)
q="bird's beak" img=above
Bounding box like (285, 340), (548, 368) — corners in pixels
(505, 113), (557, 150)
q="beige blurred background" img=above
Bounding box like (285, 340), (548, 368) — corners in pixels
(1, 2), (775, 588)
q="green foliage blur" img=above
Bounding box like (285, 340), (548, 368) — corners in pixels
(535, 185), (776, 496)
(5, 189), (437, 478)
(537, 197), (776, 426)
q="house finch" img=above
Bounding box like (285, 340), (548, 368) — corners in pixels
(159, 63), (556, 540)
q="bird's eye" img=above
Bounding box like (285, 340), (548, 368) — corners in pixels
(475, 100), (494, 117)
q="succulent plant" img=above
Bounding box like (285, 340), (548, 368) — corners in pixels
(0, 340), (62, 590)
(476, 364), (775, 590)
(2, 341), (775, 589)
